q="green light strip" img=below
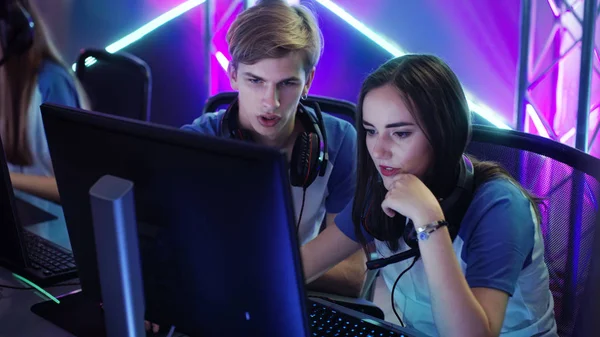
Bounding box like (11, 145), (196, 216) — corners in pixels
(12, 273), (60, 304)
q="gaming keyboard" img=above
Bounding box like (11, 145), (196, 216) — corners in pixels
(308, 298), (418, 337)
(22, 230), (78, 283)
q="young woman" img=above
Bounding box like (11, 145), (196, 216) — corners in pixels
(302, 54), (558, 337)
(1, 0), (89, 202)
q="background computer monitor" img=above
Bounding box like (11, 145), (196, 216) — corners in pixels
(0, 135), (29, 269)
(0, 135), (71, 286)
(41, 103), (309, 336)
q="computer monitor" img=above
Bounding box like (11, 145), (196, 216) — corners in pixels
(40, 103), (309, 336)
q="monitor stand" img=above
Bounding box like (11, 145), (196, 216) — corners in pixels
(31, 175), (145, 337)
(89, 175), (145, 337)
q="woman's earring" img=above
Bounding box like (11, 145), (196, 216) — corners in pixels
(301, 92), (308, 100)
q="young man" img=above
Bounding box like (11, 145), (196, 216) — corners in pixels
(182, 0), (365, 297)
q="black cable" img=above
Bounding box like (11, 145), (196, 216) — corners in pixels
(0, 284), (33, 290)
(297, 188), (307, 236)
(0, 282), (81, 290)
(391, 256), (418, 327)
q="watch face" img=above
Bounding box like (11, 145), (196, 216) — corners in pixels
(418, 232), (428, 241)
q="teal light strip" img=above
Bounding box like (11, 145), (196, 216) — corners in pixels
(12, 273), (60, 304)
(316, 0), (512, 130)
(72, 0), (205, 71)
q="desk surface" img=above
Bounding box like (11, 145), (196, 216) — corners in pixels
(0, 191), (78, 337)
(0, 268), (79, 337)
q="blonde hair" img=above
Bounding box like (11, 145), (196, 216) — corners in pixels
(226, 0), (323, 74)
(0, 0), (89, 166)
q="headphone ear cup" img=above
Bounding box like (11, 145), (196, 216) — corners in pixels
(2, 4), (34, 56)
(13, 28), (33, 54)
(290, 132), (320, 188)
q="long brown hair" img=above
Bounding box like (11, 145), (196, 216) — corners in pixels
(0, 0), (89, 166)
(352, 54), (542, 251)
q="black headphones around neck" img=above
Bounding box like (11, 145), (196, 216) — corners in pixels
(364, 154), (475, 270)
(219, 98), (329, 190)
(0, 1), (34, 67)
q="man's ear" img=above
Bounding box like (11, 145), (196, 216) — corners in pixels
(303, 67), (316, 96)
(228, 63), (239, 90)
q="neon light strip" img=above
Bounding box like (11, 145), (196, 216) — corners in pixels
(215, 51), (230, 71)
(72, 0), (205, 71)
(315, 0), (406, 56)
(560, 127), (576, 143)
(12, 273), (60, 304)
(526, 104), (550, 138)
(105, 0), (206, 53)
(558, 108), (599, 144)
(315, 0), (512, 130)
(547, 0), (560, 17)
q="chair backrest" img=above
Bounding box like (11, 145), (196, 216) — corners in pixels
(466, 125), (600, 337)
(202, 91), (357, 125)
(301, 95), (356, 125)
(75, 49), (152, 122)
(202, 91), (237, 114)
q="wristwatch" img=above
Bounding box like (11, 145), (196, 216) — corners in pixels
(416, 220), (449, 241)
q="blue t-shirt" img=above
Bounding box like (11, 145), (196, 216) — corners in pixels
(181, 108), (357, 245)
(37, 60), (81, 108)
(336, 178), (558, 336)
(7, 60), (81, 176)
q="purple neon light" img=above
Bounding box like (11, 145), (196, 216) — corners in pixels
(547, 0), (560, 17)
(526, 104), (551, 138)
(215, 51), (229, 71)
